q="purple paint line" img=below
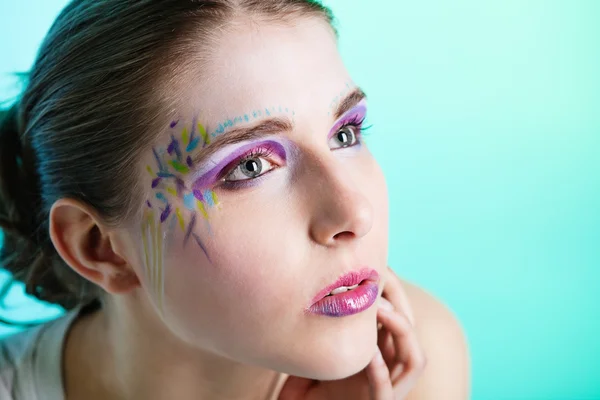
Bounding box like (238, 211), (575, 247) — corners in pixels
(175, 178), (186, 197)
(193, 189), (204, 202)
(170, 120), (179, 128)
(151, 177), (162, 188)
(146, 200), (152, 208)
(167, 135), (182, 161)
(186, 155), (193, 168)
(160, 204), (172, 223)
(183, 213), (197, 246)
(192, 232), (211, 262)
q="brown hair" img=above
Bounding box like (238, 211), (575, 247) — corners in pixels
(0, 0), (335, 320)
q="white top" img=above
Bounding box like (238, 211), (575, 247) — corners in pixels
(0, 307), (82, 400)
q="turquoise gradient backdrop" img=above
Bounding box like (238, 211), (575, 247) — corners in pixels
(1, 1), (599, 399)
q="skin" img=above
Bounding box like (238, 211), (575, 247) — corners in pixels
(49, 16), (470, 400)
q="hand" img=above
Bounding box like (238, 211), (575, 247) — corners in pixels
(278, 266), (427, 400)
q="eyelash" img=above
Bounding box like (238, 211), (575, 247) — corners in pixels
(338, 115), (371, 142)
(216, 117), (372, 190)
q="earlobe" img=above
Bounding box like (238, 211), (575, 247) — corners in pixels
(49, 198), (140, 295)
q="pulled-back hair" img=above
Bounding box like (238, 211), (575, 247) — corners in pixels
(0, 0), (335, 316)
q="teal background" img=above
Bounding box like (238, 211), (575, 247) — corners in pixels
(1, 1), (599, 399)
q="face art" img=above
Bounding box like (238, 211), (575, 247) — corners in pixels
(141, 119), (216, 312)
(140, 107), (295, 312)
(328, 80), (355, 116)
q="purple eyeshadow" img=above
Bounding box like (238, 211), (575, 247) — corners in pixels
(191, 140), (288, 190)
(328, 100), (367, 140)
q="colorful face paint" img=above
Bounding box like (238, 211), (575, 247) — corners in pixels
(140, 108), (296, 308)
(328, 81), (354, 115)
(209, 107), (295, 140)
(141, 119), (223, 311)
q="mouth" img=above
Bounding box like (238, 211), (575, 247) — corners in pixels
(306, 268), (380, 317)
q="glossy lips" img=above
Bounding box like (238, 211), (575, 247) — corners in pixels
(307, 268), (380, 317)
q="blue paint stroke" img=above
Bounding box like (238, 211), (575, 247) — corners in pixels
(187, 136), (200, 152)
(156, 192), (168, 204)
(204, 190), (214, 207)
(187, 116), (200, 152)
(183, 193), (195, 210)
(152, 148), (164, 171)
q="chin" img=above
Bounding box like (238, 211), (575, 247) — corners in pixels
(316, 343), (377, 380)
(293, 318), (379, 381)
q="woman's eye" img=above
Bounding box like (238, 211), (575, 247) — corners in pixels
(329, 125), (359, 149)
(224, 156), (275, 182)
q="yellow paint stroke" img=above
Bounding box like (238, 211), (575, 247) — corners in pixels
(211, 191), (219, 206)
(149, 215), (157, 298)
(166, 187), (177, 197)
(156, 222), (164, 312)
(197, 200), (209, 220)
(182, 127), (189, 146)
(146, 165), (154, 177)
(141, 215), (151, 282)
(198, 123), (210, 145)
(176, 208), (185, 232)
(140, 210), (165, 314)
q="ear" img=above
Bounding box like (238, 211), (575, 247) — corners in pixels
(49, 198), (140, 294)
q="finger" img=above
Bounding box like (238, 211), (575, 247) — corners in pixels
(377, 308), (427, 396)
(383, 266), (416, 327)
(377, 323), (396, 370)
(365, 348), (395, 400)
(277, 375), (316, 400)
(377, 297), (398, 369)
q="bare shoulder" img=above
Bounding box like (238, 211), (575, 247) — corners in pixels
(398, 278), (471, 400)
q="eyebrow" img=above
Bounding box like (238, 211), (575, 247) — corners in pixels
(190, 87), (367, 167)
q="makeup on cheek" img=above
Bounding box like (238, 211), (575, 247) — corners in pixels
(189, 139), (289, 191)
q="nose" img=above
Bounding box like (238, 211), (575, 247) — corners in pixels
(306, 156), (374, 246)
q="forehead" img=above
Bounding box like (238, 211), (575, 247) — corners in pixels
(181, 18), (351, 125)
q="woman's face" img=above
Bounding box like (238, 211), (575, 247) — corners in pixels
(129, 18), (389, 380)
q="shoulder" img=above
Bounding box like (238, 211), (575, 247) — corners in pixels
(0, 326), (45, 399)
(0, 310), (78, 400)
(398, 277), (471, 400)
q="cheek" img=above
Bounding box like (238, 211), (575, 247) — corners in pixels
(156, 197), (303, 343)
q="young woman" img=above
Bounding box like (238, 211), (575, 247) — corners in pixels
(0, 1), (470, 399)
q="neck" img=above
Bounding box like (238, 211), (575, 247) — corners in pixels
(64, 298), (287, 400)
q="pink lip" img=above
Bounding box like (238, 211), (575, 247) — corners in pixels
(307, 268), (380, 317)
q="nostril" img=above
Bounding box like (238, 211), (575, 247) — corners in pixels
(333, 231), (355, 241)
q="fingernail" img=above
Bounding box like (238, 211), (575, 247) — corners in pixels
(378, 297), (395, 311)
